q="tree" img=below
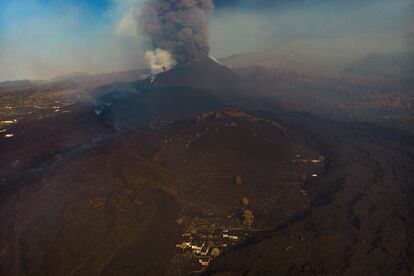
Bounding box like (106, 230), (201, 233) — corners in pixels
(211, 247), (221, 257)
(243, 209), (254, 228)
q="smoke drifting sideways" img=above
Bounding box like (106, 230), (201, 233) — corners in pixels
(136, 0), (214, 73)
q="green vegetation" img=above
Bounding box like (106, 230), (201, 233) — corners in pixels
(242, 209), (254, 228)
(241, 197), (249, 206)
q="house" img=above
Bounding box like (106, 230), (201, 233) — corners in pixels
(191, 242), (204, 254)
(200, 244), (210, 256)
(223, 233), (238, 240)
(198, 257), (211, 267)
(176, 242), (188, 250)
(1, 120), (16, 124)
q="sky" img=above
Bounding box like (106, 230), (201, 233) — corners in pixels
(0, 0), (412, 81)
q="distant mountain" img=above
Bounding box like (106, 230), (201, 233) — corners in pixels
(47, 69), (150, 90)
(50, 72), (92, 82)
(0, 79), (46, 88)
(220, 36), (414, 79)
(0, 69), (150, 92)
(220, 39), (344, 77)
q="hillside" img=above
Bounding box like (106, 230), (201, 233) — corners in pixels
(0, 58), (413, 275)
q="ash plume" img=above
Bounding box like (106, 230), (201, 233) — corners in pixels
(136, 0), (214, 66)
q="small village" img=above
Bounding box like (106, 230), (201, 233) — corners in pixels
(0, 101), (72, 140)
(171, 151), (326, 273)
(175, 224), (253, 272)
(0, 118), (18, 139)
(292, 154), (326, 180)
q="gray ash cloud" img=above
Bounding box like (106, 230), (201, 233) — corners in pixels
(136, 0), (214, 65)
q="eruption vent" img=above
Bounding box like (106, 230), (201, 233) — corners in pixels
(136, 0), (214, 66)
(145, 48), (177, 74)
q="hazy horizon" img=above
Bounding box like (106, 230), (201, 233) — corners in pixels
(0, 0), (412, 82)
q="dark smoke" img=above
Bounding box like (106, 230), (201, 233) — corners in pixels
(136, 0), (214, 65)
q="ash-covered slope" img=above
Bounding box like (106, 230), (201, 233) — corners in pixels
(96, 58), (256, 130)
(98, 86), (221, 130)
(1, 96), (412, 275)
(1, 52), (413, 276)
(0, 102), (325, 275)
(207, 117), (414, 275)
(137, 58), (246, 95)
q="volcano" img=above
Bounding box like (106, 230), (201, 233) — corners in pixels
(95, 58), (255, 130)
(139, 58), (246, 94)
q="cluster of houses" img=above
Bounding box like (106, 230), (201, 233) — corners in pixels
(176, 228), (247, 268)
(0, 119), (18, 139)
(293, 154), (325, 179)
(52, 106), (61, 113)
(293, 154), (324, 165)
(0, 119), (17, 125)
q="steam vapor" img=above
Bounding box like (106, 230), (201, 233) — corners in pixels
(144, 48), (177, 74)
(136, 0), (214, 67)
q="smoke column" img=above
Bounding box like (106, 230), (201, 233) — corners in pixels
(136, 0), (214, 66)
